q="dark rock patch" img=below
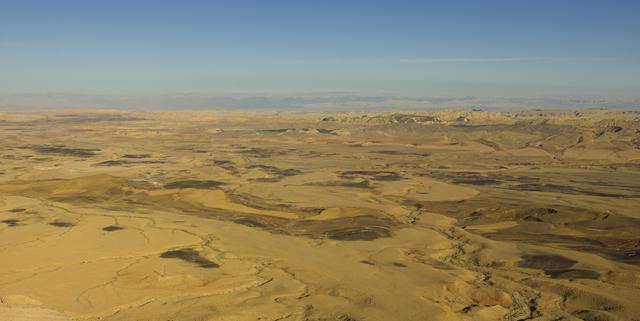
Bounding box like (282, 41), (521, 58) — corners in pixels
(369, 150), (430, 157)
(324, 226), (392, 241)
(232, 218), (267, 228)
(513, 208), (557, 222)
(211, 159), (238, 175)
(160, 248), (219, 268)
(573, 309), (616, 321)
(339, 170), (404, 181)
(451, 178), (502, 186)
(461, 304), (479, 313)
(306, 180), (372, 189)
(545, 269), (600, 280)
(247, 165), (301, 177)
(316, 128), (336, 135)
(95, 159), (167, 166)
(102, 225), (124, 232)
(95, 160), (129, 166)
(252, 177), (283, 183)
(509, 183), (628, 198)
(31, 145), (99, 157)
(518, 254), (599, 279)
(2, 219), (19, 227)
(257, 128), (288, 133)
(522, 215), (544, 222)
(519, 255), (577, 270)
(122, 154), (151, 158)
(335, 313), (358, 321)
(213, 160), (233, 166)
(164, 180), (225, 189)
(49, 221), (75, 227)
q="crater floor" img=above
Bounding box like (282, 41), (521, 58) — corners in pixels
(0, 109), (639, 321)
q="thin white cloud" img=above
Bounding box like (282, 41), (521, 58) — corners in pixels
(394, 57), (604, 64)
(320, 57), (609, 65)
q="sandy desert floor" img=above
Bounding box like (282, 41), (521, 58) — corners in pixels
(0, 109), (639, 321)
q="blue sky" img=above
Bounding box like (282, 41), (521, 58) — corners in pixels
(1, 0), (639, 97)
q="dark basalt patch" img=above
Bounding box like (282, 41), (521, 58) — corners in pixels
(513, 208), (558, 222)
(226, 192), (301, 213)
(316, 128), (336, 135)
(31, 145), (100, 157)
(193, 209), (399, 242)
(305, 180), (372, 189)
(574, 310), (616, 321)
(211, 159), (238, 175)
(461, 304), (479, 313)
(257, 128), (288, 133)
(415, 182), (640, 266)
(323, 226), (392, 241)
(519, 255), (577, 270)
(339, 170), (404, 181)
(162, 189), (399, 242)
(335, 313), (358, 321)
(2, 219), (19, 227)
(369, 150), (430, 157)
(122, 154), (151, 159)
(247, 165), (301, 177)
(95, 159), (167, 166)
(517, 254), (599, 279)
(392, 262), (408, 267)
(164, 180), (225, 189)
(160, 248), (219, 268)
(102, 225), (124, 232)
(95, 160), (130, 166)
(522, 215), (544, 222)
(49, 221), (75, 227)
(335, 180), (372, 188)
(360, 260), (376, 265)
(252, 177), (283, 183)
(545, 269), (600, 280)
(595, 126), (624, 137)
(213, 160), (233, 166)
(232, 218), (267, 228)
(509, 183), (629, 198)
(451, 178), (502, 186)
(8, 208), (26, 213)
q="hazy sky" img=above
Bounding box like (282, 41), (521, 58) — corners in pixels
(1, 0), (639, 97)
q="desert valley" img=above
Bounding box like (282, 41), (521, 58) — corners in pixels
(0, 109), (638, 320)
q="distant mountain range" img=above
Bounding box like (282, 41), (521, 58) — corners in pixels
(1, 93), (639, 111)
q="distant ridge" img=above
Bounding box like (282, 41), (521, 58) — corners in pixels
(1, 93), (639, 111)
